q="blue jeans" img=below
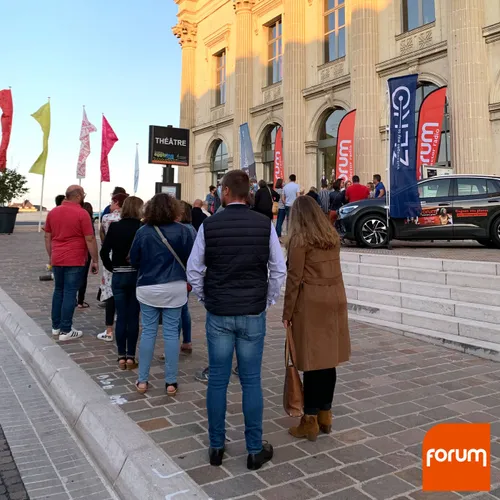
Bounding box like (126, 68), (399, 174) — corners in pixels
(275, 208), (286, 237)
(178, 302), (192, 344)
(206, 311), (266, 454)
(52, 266), (84, 333)
(138, 303), (182, 384)
(112, 272), (140, 357)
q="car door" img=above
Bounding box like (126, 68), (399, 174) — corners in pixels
(452, 177), (493, 239)
(398, 177), (454, 240)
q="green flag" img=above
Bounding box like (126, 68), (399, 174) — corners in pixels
(29, 101), (51, 175)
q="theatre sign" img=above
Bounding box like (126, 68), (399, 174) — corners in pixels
(148, 126), (190, 166)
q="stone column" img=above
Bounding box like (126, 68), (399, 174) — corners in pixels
(448, 0), (492, 174)
(233, 0), (255, 170)
(172, 20), (197, 202)
(350, 0), (380, 183)
(283, 0), (308, 187)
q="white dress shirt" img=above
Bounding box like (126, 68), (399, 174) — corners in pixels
(187, 205), (286, 308)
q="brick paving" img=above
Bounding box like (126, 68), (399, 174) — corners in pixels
(0, 423), (29, 500)
(2, 230), (500, 499)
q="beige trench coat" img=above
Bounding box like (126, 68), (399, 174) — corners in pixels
(282, 244), (351, 372)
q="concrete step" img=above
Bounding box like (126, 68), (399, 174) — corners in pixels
(342, 273), (500, 307)
(347, 313), (500, 362)
(346, 286), (500, 323)
(347, 299), (500, 345)
(341, 261), (500, 291)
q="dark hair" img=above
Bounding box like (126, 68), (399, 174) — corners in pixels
(373, 174), (381, 183)
(143, 193), (181, 225)
(222, 170), (250, 200)
(55, 195), (65, 206)
(332, 180), (342, 191)
(275, 178), (283, 189)
(321, 179), (328, 189)
(179, 201), (193, 224)
(289, 174), (297, 182)
(111, 193), (129, 208)
(112, 186), (126, 196)
(258, 179), (267, 189)
(352, 175), (360, 183)
(209, 185), (216, 192)
(83, 202), (93, 218)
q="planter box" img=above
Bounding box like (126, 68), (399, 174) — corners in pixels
(0, 207), (19, 234)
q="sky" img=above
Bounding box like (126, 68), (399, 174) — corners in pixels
(1, 0), (182, 210)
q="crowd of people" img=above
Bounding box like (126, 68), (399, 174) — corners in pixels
(43, 169), (351, 470)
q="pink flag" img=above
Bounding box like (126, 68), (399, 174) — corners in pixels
(100, 115), (118, 182)
(0, 89), (13, 172)
(76, 108), (97, 179)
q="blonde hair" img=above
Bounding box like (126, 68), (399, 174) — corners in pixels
(287, 195), (339, 250)
(121, 196), (144, 220)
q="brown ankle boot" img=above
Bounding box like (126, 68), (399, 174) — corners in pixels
(318, 410), (332, 434)
(288, 415), (319, 442)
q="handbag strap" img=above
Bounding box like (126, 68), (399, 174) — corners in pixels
(285, 326), (298, 367)
(153, 225), (186, 272)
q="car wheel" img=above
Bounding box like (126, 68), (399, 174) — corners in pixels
(490, 217), (500, 249)
(356, 214), (389, 248)
(476, 238), (495, 248)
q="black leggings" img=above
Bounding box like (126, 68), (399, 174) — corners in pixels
(77, 256), (91, 305)
(105, 297), (115, 327)
(303, 367), (337, 415)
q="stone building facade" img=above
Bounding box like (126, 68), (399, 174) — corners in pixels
(172, 0), (500, 201)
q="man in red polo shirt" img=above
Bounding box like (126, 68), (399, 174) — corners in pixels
(345, 175), (370, 203)
(45, 185), (99, 341)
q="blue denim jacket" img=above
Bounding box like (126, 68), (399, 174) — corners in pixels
(130, 223), (195, 288)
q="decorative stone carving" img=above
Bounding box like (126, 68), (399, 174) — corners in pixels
(172, 20), (198, 48)
(418, 30), (433, 49)
(210, 106), (225, 121)
(400, 37), (414, 55)
(263, 83), (282, 104)
(320, 67), (330, 82)
(233, 0), (255, 12)
(319, 61), (344, 83)
(398, 29), (432, 55)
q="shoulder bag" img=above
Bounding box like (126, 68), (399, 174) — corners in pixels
(268, 186), (279, 216)
(283, 325), (304, 417)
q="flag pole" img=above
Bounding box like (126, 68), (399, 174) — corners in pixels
(38, 96), (50, 233)
(134, 142), (138, 195)
(385, 86), (392, 250)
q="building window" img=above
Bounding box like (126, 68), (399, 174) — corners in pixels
(402, 0), (435, 32)
(215, 51), (226, 106)
(324, 0), (345, 63)
(268, 19), (282, 85)
(210, 140), (228, 184)
(317, 108), (347, 185)
(262, 125), (279, 182)
(415, 82), (451, 169)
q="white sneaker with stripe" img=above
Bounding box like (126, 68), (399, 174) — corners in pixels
(58, 329), (83, 341)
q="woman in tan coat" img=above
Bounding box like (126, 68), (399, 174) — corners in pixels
(283, 195), (350, 441)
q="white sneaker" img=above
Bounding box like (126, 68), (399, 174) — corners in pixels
(52, 329), (60, 337)
(58, 329), (83, 341)
(97, 331), (114, 342)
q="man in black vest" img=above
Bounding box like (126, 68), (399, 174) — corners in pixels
(187, 170), (286, 470)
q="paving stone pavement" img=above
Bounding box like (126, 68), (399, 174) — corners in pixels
(2, 230), (500, 499)
(0, 326), (118, 500)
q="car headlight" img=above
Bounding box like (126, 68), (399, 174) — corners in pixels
(339, 205), (358, 217)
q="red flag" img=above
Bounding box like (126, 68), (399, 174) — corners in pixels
(0, 89), (13, 172)
(416, 87), (446, 180)
(335, 110), (356, 182)
(273, 127), (284, 186)
(100, 115), (118, 182)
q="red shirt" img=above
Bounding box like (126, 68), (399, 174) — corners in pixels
(45, 201), (94, 266)
(346, 183), (370, 203)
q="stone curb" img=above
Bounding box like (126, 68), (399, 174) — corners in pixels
(0, 286), (208, 500)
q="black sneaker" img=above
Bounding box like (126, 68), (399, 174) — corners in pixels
(247, 443), (273, 470)
(209, 447), (225, 466)
(195, 367), (209, 383)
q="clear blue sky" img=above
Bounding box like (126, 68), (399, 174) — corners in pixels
(2, 0), (181, 210)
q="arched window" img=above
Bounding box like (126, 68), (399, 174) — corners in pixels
(262, 124), (279, 183)
(210, 140), (228, 184)
(317, 108), (347, 185)
(416, 82), (451, 168)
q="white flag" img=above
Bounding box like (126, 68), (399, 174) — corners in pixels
(134, 144), (139, 194)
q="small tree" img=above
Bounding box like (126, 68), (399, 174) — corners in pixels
(0, 169), (29, 207)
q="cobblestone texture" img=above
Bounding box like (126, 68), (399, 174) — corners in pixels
(1, 230), (500, 499)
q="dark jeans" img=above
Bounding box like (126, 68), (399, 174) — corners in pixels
(77, 255), (91, 305)
(303, 368), (337, 415)
(52, 266), (84, 333)
(111, 272), (139, 358)
(105, 297), (115, 327)
(276, 208), (286, 237)
(206, 311), (266, 454)
(178, 302), (192, 344)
